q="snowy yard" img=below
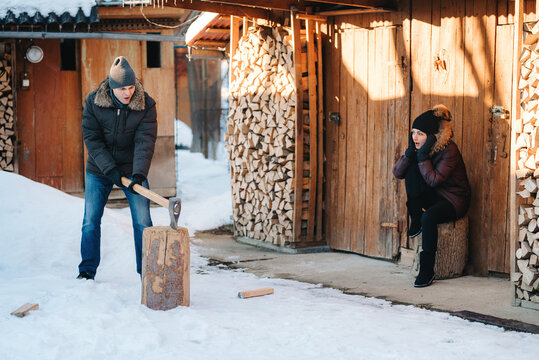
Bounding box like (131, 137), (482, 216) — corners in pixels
(1, 151), (538, 360)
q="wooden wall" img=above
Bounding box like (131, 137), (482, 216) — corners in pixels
(323, 0), (537, 275)
(16, 39), (84, 193)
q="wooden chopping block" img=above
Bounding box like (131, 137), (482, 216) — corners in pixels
(142, 226), (190, 310)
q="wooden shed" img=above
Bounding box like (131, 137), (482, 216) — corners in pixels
(153, 0), (539, 308)
(0, 4), (189, 197)
(2, 0), (538, 308)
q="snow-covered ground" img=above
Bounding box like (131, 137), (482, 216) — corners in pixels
(1, 151), (538, 359)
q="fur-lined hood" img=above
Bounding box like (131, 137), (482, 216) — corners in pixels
(430, 104), (453, 156)
(94, 77), (146, 111)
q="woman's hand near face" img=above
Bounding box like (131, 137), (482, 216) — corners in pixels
(417, 134), (437, 162)
(405, 132), (416, 159)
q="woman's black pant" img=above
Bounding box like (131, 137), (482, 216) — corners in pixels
(407, 192), (457, 253)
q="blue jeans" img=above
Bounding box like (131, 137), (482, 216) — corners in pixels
(79, 172), (153, 276)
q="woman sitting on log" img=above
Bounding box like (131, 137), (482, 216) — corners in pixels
(393, 104), (471, 288)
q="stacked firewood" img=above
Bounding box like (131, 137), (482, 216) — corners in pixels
(0, 42), (14, 172)
(514, 22), (539, 304)
(225, 26), (297, 245)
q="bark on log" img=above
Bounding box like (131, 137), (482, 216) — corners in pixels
(412, 216), (468, 279)
(142, 226), (190, 310)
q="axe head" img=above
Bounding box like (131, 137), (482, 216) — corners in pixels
(168, 197), (182, 230)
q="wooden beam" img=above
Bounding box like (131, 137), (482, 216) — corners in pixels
(98, 6), (188, 19)
(193, 40), (229, 48)
(229, 15), (242, 86)
(163, 1), (271, 20)
(511, 0), (524, 307)
(307, 19), (318, 242)
(205, 28), (231, 34)
(292, 11), (305, 243)
(180, 48), (226, 59)
(296, 13), (327, 22)
(316, 8), (391, 16)
(315, 21), (324, 243)
(197, 0), (296, 11)
(309, 0), (391, 8)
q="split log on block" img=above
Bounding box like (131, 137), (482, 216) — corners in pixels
(238, 287), (274, 299)
(412, 216), (468, 279)
(142, 226), (190, 310)
(10, 303), (39, 317)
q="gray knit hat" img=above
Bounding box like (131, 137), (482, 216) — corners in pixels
(109, 56), (136, 89)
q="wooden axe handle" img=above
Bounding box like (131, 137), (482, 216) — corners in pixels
(121, 176), (168, 208)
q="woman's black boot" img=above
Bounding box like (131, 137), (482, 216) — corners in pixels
(414, 251), (435, 287)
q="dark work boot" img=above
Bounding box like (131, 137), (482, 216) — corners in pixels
(414, 251), (435, 288)
(76, 271), (95, 280)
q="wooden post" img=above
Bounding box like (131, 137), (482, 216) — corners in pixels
(306, 19), (318, 242)
(511, 0), (524, 306)
(292, 11), (305, 243)
(229, 15), (241, 87)
(316, 21), (325, 243)
(142, 226), (190, 310)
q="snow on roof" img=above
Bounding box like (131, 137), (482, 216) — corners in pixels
(0, 0), (97, 18)
(185, 12), (219, 46)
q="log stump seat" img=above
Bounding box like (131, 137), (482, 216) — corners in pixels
(411, 216), (468, 280)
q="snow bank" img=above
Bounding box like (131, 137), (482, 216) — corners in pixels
(0, 169), (538, 359)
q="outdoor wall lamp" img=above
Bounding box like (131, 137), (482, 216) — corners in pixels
(25, 45), (43, 64)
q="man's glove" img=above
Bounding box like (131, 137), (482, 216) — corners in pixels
(127, 174), (146, 195)
(404, 132), (416, 159)
(417, 134), (437, 163)
(107, 168), (124, 188)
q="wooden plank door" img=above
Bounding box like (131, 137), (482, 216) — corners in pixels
(324, 25), (409, 259)
(17, 39), (84, 193)
(409, 0), (512, 275)
(484, 23), (513, 274)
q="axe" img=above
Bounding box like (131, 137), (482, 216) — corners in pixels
(121, 177), (181, 230)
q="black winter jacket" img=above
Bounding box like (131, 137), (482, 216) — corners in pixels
(82, 77), (157, 178)
(393, 117), (471, 218)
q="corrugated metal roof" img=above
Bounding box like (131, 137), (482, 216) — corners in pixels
(185, 12), (230, 48)
(0, 6), (98, 27)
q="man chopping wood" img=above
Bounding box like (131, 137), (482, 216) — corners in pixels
(77, 56), (157, 280)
